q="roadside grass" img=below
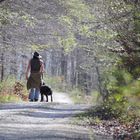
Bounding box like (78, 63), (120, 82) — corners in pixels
(72, 103), (140, 139)
(0, 93), (19, 103)
(0, 76), (28, 103)
(69, 88), (85, 104)
(72, 98), (140, 140)
(69, 89), (100, 104)
(43, 75), (101, 104)
(43, 75), (67, 92)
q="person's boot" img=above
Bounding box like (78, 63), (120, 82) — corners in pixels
(29, 99), (34, 102)
(34, 99), (38, 102)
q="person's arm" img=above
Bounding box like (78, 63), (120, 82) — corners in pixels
(26, 60), (31, 80)
(40, 61), (45, 73)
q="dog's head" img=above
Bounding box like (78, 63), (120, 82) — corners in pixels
(42, 82), (45, 85)
(41, 79), (45, 86)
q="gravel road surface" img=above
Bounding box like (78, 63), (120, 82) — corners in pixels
(0, 92), (112, 140)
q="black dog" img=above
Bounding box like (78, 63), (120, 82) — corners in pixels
(40, 83), (53, 102)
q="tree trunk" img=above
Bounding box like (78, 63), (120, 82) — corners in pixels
(1, 53), (4, 82)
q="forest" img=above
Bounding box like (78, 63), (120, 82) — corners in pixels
(0, 0), (140, 139)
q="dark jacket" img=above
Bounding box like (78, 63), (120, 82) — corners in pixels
(27, 58), (42, 90)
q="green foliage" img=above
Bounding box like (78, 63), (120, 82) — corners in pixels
(79, 25), (93, 37)
(132, 131), (140, 140)
(0, 94), (19, 103)
(106, 68), (133, 94)
(0, 7), (36, 27)
(59, 34), (77, 53)
(106, 73), (140, 115)
(0, 8), (9, 25)
(21, 14), (36, 27)
(89, 97), (128, 120)
(100, 64), (140, 121)
(0, 76), (16, 90)
(58, 0), (95, 53)
(106, 67), (140, 106)
(43, 75), (67, 92)
(60, 0), (94, 22)
(30, 44), (51, 51)
(42, 73), (101, 104)
(96, 29), (117, 40)
(134, 11), (140, 33)
(60, 16), (73, 28)
(89, 91), (101, 105)
(76, 95), (131, 122)
(69, 88), (85, 104)
(0, 76), (28, 103)
(68, 89), (100, 104)
(0, 76), (17, 103)
(121, 80), (140, 107)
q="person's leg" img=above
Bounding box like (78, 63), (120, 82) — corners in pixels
(34, 88), (40, 101)
(29, 88), (35, 101)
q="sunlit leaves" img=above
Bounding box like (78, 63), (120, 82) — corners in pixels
(59, 15), (73, 28)
(0, 8), (12, 25)
(21, 14), (36, 27)
(0, 7), (36, 27)
(134, 11), (140, 33)
(30, 44), (50, 51)
(59, 35), (77, 53)
(96, 29), (118, 40)
(79, 25), (93, 37)
(60, 0), (94, 22)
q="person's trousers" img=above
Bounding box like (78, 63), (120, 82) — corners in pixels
(29, 88), (40, 101)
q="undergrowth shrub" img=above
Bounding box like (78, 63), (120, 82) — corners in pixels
(77, 68), (140, 123)
(103, 68), (140, 118)
(69, 88), (85, 104)
(0, 76), (28, 103)
(0, 93), (19, 103)
(69, 88), (100, 104)
(83, 96), (127, 120)
(43, 75), (68, 91)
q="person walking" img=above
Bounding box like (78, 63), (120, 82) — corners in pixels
(26, 51), (44, 102)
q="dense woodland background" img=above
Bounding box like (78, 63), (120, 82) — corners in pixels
(0, 0), (140, 111)
(0, 0), (139, 95)
(0, 0), (140, 139)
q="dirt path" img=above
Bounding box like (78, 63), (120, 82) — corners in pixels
(0, 92), (112, 140)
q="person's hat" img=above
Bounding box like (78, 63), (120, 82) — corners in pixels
(33, 51), (42, 58)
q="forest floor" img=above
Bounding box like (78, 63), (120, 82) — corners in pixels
(0, 92), (113, 140)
